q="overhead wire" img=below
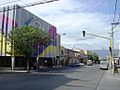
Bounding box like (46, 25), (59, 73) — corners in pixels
(0, 0), (59, 12)
(0, 0), (21, 6)
(0, 0), (13, 3)
(113, 0), (118, 22)
(117, 1), (120, 23)
(22, 0), (59, 8)
(114, 0), (120, 29)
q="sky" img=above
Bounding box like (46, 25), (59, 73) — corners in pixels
(0, 0), (120, 50)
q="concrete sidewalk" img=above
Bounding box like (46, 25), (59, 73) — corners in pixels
(97, 69), (120, 90)
(0, 66), (67, 74)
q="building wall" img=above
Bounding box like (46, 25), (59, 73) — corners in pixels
(0, 6), (14, 56)
(0, 5), (59, 58)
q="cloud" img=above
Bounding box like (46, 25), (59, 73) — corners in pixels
(25, 0), (115, 50)
(1, 0), (119, 50)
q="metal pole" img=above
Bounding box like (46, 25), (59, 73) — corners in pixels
(82, 31), (113, 74)
(110, 22), (120, 74)
(109, 37), (112, 70)
(111, 26), (115, 75)
(11, 56), (15, 70)
(11, 5), (16, 70)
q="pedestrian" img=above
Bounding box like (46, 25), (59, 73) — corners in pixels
(33, 62), (37, 70)
(114, 62), (118, 73)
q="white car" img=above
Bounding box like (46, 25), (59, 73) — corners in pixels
(79, 63), (85, 66)
(87, 60), (93, 66)
(100, 60), (109, 70)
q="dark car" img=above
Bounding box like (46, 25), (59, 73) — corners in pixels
(67, 63), (80, 67)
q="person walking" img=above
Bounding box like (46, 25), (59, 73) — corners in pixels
(114, 62), (118, 73)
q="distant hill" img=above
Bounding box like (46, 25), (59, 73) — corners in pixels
(90, 49), (119, 58)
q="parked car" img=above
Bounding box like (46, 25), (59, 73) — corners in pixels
(99, 60), (109, 70)
(67, 63), (80, 67)
(87, 60), (93, 66)
(79, 63), (85, 66)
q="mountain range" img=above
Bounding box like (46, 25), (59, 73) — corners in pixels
(90, 49), (119, 58)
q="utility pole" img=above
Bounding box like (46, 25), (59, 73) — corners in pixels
(82, 31), (113, 74)
(111, 22), (120, 74)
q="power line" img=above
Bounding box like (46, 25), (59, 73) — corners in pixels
(0, 0), (14, 3)
(0, 0), (59, 12)
(113, 0), (118, 22)
(117, 3), (120, 23)
(0, 0), (21, 6)
(22, 0), (59, 8)
(118, 14), (120, 22)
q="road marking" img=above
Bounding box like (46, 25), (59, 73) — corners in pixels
(96, 71), (105, 90)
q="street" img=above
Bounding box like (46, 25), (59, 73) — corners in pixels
(0, 64), (106, 90)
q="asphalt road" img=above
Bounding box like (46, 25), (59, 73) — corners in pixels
(0, 64), (105, 90)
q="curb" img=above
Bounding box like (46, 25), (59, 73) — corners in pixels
(0, 70), (29, 74)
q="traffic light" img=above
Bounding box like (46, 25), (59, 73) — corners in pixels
(82, 31), (85, 37)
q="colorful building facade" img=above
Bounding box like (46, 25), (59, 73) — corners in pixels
(0, 5), (60, 60)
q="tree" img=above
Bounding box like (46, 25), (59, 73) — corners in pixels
(92, 53), (99, 63)
(9, 25), (51, 57)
